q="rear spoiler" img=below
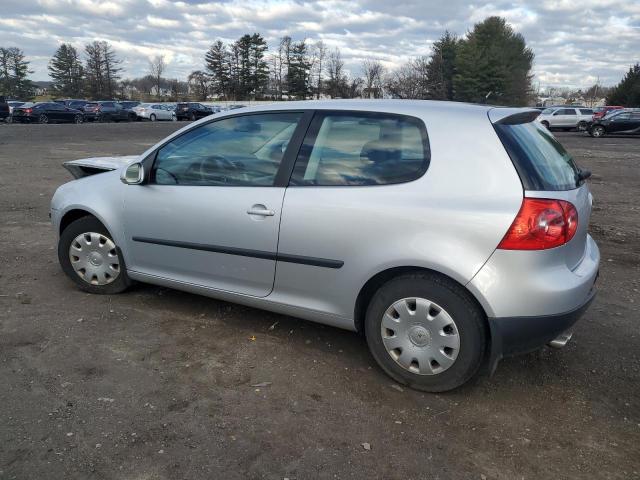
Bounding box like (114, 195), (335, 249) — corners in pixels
(488, 108), (540, 125)
(63, 155), (139, 179)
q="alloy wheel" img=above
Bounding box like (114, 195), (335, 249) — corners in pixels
(68, 232), (120, 285)
(39, 114), (48, 124)
(592, 126), (605, 137)
(381, 297), (460, 375)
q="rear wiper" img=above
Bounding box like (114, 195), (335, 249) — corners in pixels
(576, 169), (592, 185)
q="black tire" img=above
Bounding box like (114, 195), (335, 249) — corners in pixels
(577, 121), (587, 132)
(591, 125), (606, 138)
(541, 120), (549, 129)
(365, 272), (487, 392)
(39, 113), (49, 124)
(58, 216), (132, 295)
(150, 114), (156, 122)
(190, 112), (196, 121)
(74, 114), (83, 124)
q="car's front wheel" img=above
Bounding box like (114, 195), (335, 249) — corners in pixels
(541, 120), (550, 129)
(365, 272), (487, 392)
(590, 125), (606, 138)
(150, 114), (156, 122)
(58, 216), (131, 294)
(74, 114), (83, 124)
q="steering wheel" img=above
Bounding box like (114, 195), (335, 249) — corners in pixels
(186, 155), (250, 183)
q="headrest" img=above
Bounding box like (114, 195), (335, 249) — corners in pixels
(360, 135), (402, 164)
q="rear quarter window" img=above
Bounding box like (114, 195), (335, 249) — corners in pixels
(290, 111), (430, 186)
(494, 121), (580, 191)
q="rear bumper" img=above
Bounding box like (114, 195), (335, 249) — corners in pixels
(488, 285), (596, 368)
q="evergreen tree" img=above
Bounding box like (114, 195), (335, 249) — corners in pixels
(288, 40), (310, 99)
(607, 64), (640, 107)
(453, 16), (534, 105)
(48, 44), (84, 98)
(84, 41), (121, 99)
(425, 31), (458, 100)
(0, 47), (35, 99)
(205, 40), (231, 99)
(249, 33), (269, 98)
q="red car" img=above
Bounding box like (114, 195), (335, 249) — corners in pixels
(592, 106), (624, 120)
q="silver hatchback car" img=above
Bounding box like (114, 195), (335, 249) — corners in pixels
(51, 100), (599, 392)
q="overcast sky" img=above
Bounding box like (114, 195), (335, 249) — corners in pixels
(1, 0), (639, 89)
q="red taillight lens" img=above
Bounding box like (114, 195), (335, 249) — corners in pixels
(498, 198), (578, 250)
(24, 108), (32, 114)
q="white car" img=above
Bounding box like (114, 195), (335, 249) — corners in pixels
(536, 107), (593, 131)
(132, 103), (176, 122)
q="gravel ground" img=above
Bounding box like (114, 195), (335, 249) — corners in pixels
(0, 122), (638, 480)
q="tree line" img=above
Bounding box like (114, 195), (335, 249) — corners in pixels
(1, 15), (638, 107)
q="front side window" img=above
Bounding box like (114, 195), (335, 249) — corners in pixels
(290, 112), (429, 186)
(152, 112), (302, 186)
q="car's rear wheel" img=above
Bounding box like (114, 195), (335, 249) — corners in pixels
(365, 272), (487, 392)
(541, 120), (549, 129)
(58, 216), (131, 294)
(577, 121), (588, 131)
(591, 125), (606, 138)
(171, 113), (177, 122)
(190, 112), (196, 121)
(150, 114), (156, 122)
(39, 114), (49, 124)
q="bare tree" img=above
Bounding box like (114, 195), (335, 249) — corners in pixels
(361, 59), (385, 98)
(310, 40), (327, 99)
(325, 48), (346, 98)
(384, 57), (429, 99)
(149, 55), (166, 98)
(188, 70), (209, 100)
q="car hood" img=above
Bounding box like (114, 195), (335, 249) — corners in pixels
(63, 155), (139, 179)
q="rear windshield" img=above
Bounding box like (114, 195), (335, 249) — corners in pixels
(494, 121), (580, 191)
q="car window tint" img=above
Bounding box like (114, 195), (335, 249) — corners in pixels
(153, 112), (302, 186)
(580, 109), (593, 115)
(290, 112), (429, 186)
(494, 121), (580, 191)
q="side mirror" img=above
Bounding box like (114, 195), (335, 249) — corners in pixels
(121, 162), (144, 185)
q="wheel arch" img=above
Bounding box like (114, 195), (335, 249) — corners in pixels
(353, 266), (490, 335)
(59, 208), (110, 237)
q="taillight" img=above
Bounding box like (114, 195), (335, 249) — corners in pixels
(498, 198), (578, 250)
(24, 108), (32, 114)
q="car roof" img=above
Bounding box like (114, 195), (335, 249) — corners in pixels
(227, 99), (538, 124)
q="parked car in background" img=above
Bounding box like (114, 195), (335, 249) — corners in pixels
(83, 101), (134, 122)
(56, 99), (90, 110)
(536, 106), (594, 131)
(176, 102), (212, 121)
(12, 102), (84, 124)
(50, 100), (599, 392)
(592, 105), (624, 120)
(0, 96), (9, 122)
(132, 103), (177, 121)
(588, 109), (640, 137)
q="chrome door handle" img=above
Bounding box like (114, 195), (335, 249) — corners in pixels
(247, 208), (275, 216)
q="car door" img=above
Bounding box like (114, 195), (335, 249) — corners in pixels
(276, 111), (434, 315)
(122, 110), (310, 297)
(46, 103), (65, 122)
(608, 112), (633, 133)
(552, 108), (572, 127)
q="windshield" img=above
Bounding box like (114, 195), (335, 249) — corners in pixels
(541, 108), (554, 115)
(495, 121), (581, 191)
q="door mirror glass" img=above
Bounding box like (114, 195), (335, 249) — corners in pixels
(121, 162), (144, 184)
